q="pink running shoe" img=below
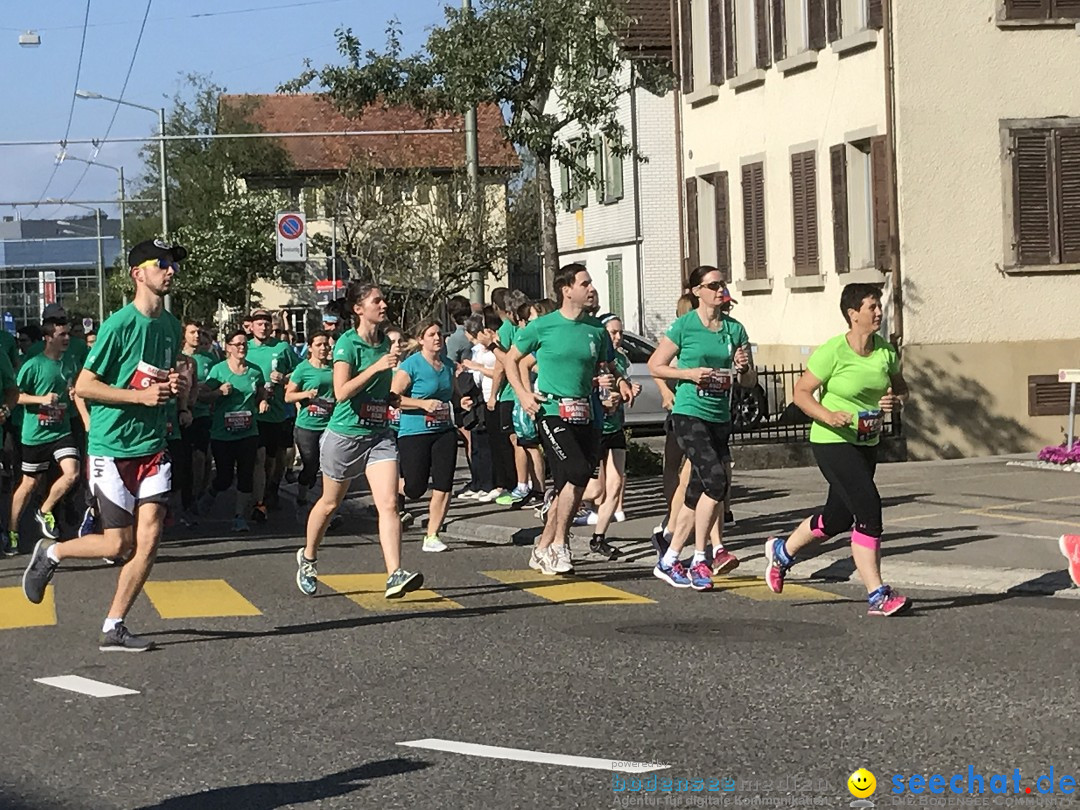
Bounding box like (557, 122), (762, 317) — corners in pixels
(710, 549), (740, 576)
(764, 537), (789, 594)
(688, 561), (714, 591)
(1060, 534), (1080, 587)
(867, 585), (912, 617)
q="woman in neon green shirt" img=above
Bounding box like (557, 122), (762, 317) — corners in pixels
(764, 283), (912, 617)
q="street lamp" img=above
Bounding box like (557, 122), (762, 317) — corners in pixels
(76, 89), (170, 310)
(56, 152), (126, 254)
(48, 200), (104, 326)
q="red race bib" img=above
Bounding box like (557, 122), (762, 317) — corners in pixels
(425, 402), (451, 427)
(697, 369), (733, 398)
(358, 400), (388, 428)
(558, 398), (591, 424)
(128, 361), (169, 391)
(224, 410), (253, 432)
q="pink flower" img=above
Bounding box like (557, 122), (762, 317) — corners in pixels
(1039, 441), (1080, 464)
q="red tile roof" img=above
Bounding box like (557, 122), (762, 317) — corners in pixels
(220, 94), (519, 174)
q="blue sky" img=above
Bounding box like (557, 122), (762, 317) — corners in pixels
(1, 0), (448, 222)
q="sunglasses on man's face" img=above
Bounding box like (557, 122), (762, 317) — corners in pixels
(141, 259), (180, 271)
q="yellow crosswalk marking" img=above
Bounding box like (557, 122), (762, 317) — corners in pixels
(713, 575), (840, 601)
(320, 574), (463, 611)
(143, 579), (262, 619)
(0, 585), (56, 629)
(482, 570), (655, 605)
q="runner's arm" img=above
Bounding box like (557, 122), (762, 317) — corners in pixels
(284, 378), (315, 404)
(793, 369), (851, 428)
(647, 337), (699, 382)
(334, 355), (393, 402)
(390, 369), (431, 411)
(74, 368), (167, 406)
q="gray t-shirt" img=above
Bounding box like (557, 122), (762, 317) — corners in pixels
(444, 324), (471, 365)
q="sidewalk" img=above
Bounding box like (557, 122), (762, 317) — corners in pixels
(406, 454), (1080, 598)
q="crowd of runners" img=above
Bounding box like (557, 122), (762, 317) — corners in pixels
(7, 239), (1080, 652)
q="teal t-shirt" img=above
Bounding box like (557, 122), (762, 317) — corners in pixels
(17, 353), (75, 445)
(397, 351), (454, 437)
(807, 333), (899, 446)
(328, 329), (393, 438)
(496, 320), (519, 403)
(205, 360), (265, 442)
(246, 337), (298, 424)
(512, 311), (613, 420)
(666, 312), (749, 424)
(291, 359), (335, 432)
(82, 304), (182, 459)
(187, 350), (217, 421)
(601, 351), (631, 435)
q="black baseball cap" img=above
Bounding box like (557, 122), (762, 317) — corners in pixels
(128, 238), (188, 268)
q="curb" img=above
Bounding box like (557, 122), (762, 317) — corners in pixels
(1006, 460), (1080, 474)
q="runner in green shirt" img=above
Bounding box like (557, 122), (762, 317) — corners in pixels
(180, 324), (218, 516)
(285, 330), (335, 506)
(8, 320), (81, 554)
(21, 238), (188, 652)
(765, 282), (912, 617)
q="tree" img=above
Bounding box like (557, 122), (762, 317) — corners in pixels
(281, 2), (673, 281)
(125, 73), (295, 320)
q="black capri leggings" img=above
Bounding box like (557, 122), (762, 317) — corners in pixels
(669, 414), (731, 509)
(810, 442), (882, 540)
(294, 426), (323, 488)
(210, 436), (258, 495)
(398, 430), (458, 499)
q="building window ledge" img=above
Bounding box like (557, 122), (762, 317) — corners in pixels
(844, 267), (888, 284)
(735, 277), (773, 294)
(729, 69), (767, 92)
(686, 86), (720, 107)
(1003, 262), (1080, 276)
(831, 29), (879, 57)
(776, 50), (819, 76)
(783, 274), (826, 290)
(996, 17), (1080, 28)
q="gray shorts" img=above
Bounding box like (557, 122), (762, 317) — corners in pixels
(319, 429), (397, 482)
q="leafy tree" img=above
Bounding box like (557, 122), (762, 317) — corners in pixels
(282, 1), (673, 280)
(125, 73), (295, 320)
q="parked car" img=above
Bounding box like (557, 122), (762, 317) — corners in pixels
(618, 331), (781, 431)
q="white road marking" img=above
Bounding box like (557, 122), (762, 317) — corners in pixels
(35, 675), (140, 698)
(397, 738), (668, 773)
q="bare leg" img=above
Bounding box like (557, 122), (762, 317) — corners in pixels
(549, 482), (584, 550)
(366, 460), (403, 575)
(9, 474), (39, 534)
(427, 489), (450, 536)
(106, 502), (165, 620)
(526, 446), (544, 492)
(512, 436), (527, 490)
(304, 476), (350, 560)
(851, 544), (884, 594)
(593, 450), (626, 536)
(40, 458), (79, 514)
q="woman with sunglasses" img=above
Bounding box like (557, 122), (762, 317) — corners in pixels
(198, 329), (269, 533)
(647, 266), (756, 592)
(391, 319), (467, 553)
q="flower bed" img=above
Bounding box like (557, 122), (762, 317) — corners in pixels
(1038, 441), (1080, 466)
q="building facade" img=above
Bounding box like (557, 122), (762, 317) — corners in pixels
(676, 0), (1080, 458)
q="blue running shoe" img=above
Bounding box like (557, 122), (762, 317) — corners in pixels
(653, 559), (692, 589)
(78, 506), (97, 538)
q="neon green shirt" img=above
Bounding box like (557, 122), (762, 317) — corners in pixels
(807, 333), (899, 446)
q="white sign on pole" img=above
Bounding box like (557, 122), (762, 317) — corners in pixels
(276, 211), (307, 263)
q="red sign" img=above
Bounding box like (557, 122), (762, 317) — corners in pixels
(314, 280), (345, 293)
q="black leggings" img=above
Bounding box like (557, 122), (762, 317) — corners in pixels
(168, 438), (193, 510)
(468, 427), (493, 493)
(489, 400), (517, 491)
(810, 442), (882, 542)
(210, 436), (258, 495)
(294, 426), (323, 488)
(398, 430), (458, 499)
(669, 414), (730, 509)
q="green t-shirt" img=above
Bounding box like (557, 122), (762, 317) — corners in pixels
(807, 333), (899, 446)
(186, 350), (217, 421)
(496, 320), (519, 403)
(602, 351), (631, 435)
(327, 329), (393, 438)
(666, 312), (749, 424)
(17, 353), (76, 445)
(205, 360), (265, 442)
(246, 337), (298, 424)
(291, 359), (335, 432)
(512, 311), (613, 420)
(65, 338), (89, 369)
(0, 329), (18, 371)
(83, 304), (182, 459)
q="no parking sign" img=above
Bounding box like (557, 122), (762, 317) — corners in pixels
(276, 212), (307, 263)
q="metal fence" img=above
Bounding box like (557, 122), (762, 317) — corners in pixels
(730, 363), (902, 445)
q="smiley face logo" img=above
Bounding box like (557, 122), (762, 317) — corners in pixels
(848, 769), (876, 798)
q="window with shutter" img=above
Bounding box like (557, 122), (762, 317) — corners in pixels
(1013, 129), (1054, 266)
(772, 0), (787, 62)
(867, 0), (883, 28)
(605, 142), (624, 203)
(1056, 0), (1080, 17)
(826, 0), (841, 41)
(560, 164), (572, 212)
(725, 0), (738, 77)
(830, 144), (850, 273)
(807, 0), (826, 48)
(709, 0), (726, 85)
(686, 177), (701, 270)
(870, 135), (891, 271)
(606, 256), (625, 319)
(791, 151), (820, 276)
(593, 136), (605, 201)
(1004, 0), (1052, 19)
(1058, 129), (1080, 263)
(680, 0), (694, 93)
(742, 162), (768, 280)
(754, 0), (772, 68)
(710, 172), (732, 278)
(574, 147), (589, 210)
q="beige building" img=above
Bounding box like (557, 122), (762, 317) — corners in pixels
(676, 0), (1080, 458)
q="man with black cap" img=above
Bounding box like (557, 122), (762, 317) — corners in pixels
(21, 238), (188, 652)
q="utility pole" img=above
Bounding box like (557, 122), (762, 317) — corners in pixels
(464, 0), (483, 306)
(158, 106), (171, 313)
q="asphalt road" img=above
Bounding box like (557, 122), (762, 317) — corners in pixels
(1, 514), (1078, 810)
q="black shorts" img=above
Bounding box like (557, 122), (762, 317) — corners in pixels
(537, 416), (600, 492)
(183, 415), (212, 453)
(21, 434), (80, 475)
(257, 419), (294, 454)
(600, 428), (627, 454)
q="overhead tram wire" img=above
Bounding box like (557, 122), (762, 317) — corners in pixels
(0, 129), (459, 148)
(33, 0), (93, 207)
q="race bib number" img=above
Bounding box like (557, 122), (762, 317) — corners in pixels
(387, 406), (401, 427)
(307, 397), (334, 417)
(37, 402), (67, 426)
(425, 401), (451, 427)
(697, 369), (733, 398)
(558, 398), (591, 425)
(359, 400), (388, 428)
(224, 410), (253, 433)
(856, 409), (884, 442)
(128, 361), (169, 391)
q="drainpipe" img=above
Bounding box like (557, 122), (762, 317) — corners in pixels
(883, 0), (903, 349)
(670, 0), (687, 289)
(629, 63), (646, 335)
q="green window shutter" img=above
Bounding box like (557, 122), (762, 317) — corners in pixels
(607, 145), (624, 202)
(575, 149), (589, 210)
(560, 163), (572, 212)
(606, 256), (624, 319)
(593, 136), (605, 201)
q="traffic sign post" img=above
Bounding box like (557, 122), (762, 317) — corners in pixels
(276, 211), (307, 263)
(1060, 370), (1080, 449)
